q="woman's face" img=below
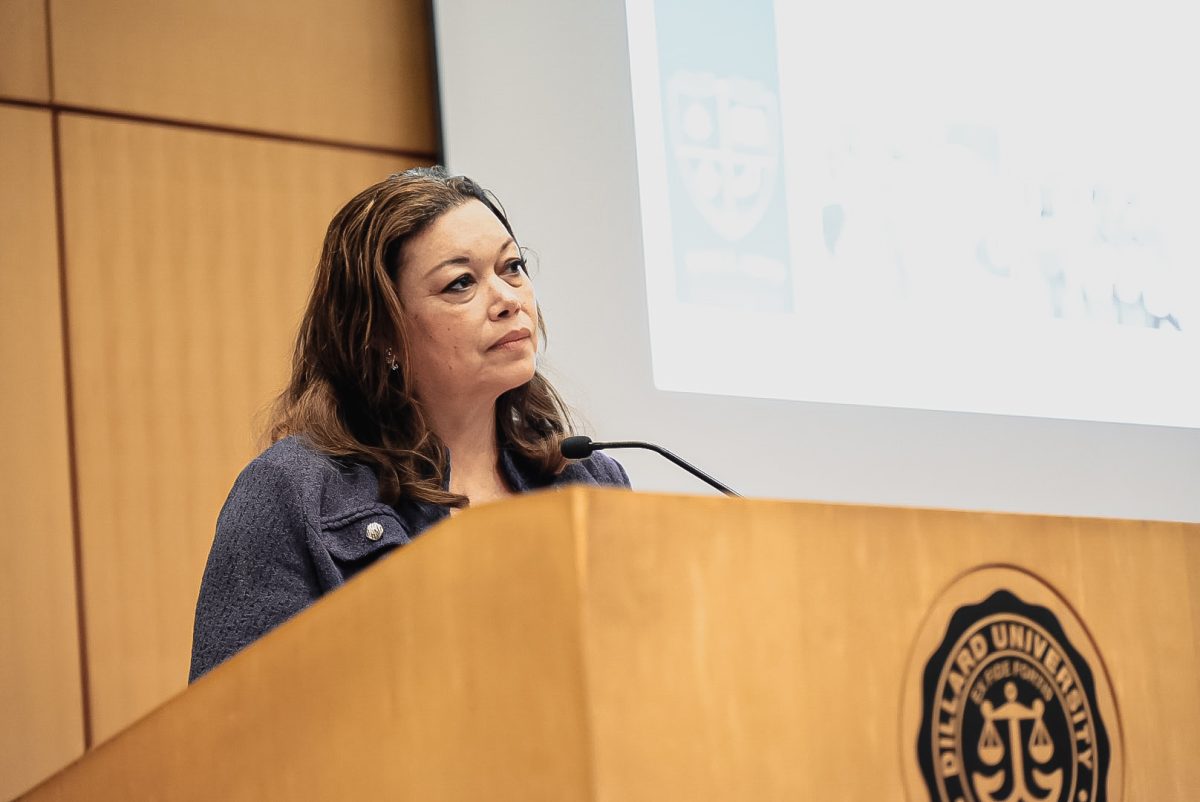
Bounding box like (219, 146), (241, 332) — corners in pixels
(397, 199), (538, 411)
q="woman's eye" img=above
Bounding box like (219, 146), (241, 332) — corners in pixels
(504, 259), (527, 276)
(444, 274), (475, 293)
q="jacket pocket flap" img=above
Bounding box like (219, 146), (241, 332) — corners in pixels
(318, 505), (411, 563)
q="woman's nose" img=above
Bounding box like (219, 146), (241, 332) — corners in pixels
(489, 278), (522, 319)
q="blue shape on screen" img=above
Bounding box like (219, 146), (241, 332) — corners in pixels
(655, 0), (793, 312)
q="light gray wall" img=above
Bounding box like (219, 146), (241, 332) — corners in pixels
(432, 0), (1199, 522)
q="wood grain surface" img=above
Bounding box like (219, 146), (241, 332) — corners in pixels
(57, 112), (426, 742)
(0, 105), (84, 801)
(0, 0), (49, 101)
(49, 0), (438, 151)
(21, 489), (1200, 799)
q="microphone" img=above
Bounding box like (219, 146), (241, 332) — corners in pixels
(560, 435), (741, 497)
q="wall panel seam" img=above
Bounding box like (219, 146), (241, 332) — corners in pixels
(43, 0), (92, 754)
(49, 108), (93, 751)
(0, 97), (439, 160)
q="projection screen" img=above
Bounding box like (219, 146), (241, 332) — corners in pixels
(432, 0), (1200, 522)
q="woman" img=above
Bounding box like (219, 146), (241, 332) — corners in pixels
(189, 167), (629, 681)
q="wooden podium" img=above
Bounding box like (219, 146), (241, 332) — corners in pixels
(21, 488), (1200, 800)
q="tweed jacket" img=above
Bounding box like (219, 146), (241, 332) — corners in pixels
(189, 435), (629, 681)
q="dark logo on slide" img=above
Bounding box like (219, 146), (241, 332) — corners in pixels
(906, 568), (1120, 802)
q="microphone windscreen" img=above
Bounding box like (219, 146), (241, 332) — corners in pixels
(560, 435), (595, 459)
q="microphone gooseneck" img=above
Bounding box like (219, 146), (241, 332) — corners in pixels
(559, 436), (741, 497)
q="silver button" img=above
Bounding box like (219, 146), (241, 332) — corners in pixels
(365, 522), (383, 541)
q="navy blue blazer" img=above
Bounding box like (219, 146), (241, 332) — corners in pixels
(190, 435), (629, 681)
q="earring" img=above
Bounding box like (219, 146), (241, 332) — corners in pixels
(385, 348), (399, 372)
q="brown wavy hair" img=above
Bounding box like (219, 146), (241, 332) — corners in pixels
(267, 166), (572, 507)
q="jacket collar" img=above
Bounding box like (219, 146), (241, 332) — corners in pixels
(499, 447), (553, 493)
(400, 447), (550, 533)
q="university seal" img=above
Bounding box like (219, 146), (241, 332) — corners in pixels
(903, 567), (1122, 802)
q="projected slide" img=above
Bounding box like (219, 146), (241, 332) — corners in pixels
(627, 0), (1200, 427)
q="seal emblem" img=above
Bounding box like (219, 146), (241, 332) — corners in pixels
(902, 567), (1123, 802)
(665, 70), (781, 243)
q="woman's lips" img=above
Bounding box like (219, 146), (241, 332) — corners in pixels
(489, 329), (532, 350)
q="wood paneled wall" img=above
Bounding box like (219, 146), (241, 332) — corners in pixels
(0, 0), (49, 101)
(0, 104), (83, 802)
(49, 0), (438, 151)
(0, 1), (437, 797)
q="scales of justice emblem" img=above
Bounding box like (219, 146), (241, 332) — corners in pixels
(907, 575), (1118, 802)
(972, 681), (1062, 802)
